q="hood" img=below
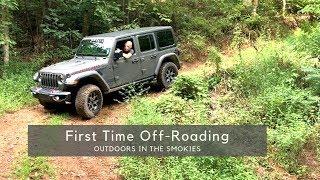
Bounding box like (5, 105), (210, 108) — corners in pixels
(40, 57), (108, 74)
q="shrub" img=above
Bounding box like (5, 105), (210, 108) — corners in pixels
(127, 97), (172, 125)
(179, 34), (207, 62)
(155, 94), (209, 124)
(302, 67), (320, 95)
(206, 74), (222, 91)
(269, 121), (313, 174)
(120, 157), (257, 180)
(231, 41), (305, 97)
(117, 82), (150, 102)
(207, 46), (222, 73)
(171, 74), (208, 100)
(0, 60), (42, 115)
(291, 24), (320, 58)
(211, 93), (261, 125)
(251, 86), (319, 127)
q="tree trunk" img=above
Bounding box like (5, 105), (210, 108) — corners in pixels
(3, 27), (9, 64)
(24, 0), (34, 48)
(2, 6), (10, 64)
(252, 0), (259, 16)
(282, 0), (286, 17)
(82, 11), (89, 36)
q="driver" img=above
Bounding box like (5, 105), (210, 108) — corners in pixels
(115, 41), (134, 59)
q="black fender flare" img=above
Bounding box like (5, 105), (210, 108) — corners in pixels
(65, 71), (110, 93)
(155, 53), (180, 75)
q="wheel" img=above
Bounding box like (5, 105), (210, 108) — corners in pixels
(39, 99), (58, 110)
(75, 84), (103, 119)
(157, 62), (178, 89)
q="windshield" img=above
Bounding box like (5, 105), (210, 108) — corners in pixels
(76, 39), (111, 57)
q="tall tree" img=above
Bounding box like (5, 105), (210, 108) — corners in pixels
(252, 0), (259, 16)
(1, 5), (9, 64)
(282, 0), (286, 17)
(0, 0), (17, 65)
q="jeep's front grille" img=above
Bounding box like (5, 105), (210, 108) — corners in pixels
(40, 73), (59, 88)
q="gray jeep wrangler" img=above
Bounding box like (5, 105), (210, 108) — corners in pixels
(31, 26), (180, 119)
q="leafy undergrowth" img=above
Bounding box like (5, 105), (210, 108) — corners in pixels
(12, 156), (55, 180)
(0, 49), (72, 116)
(0, 60), (42, 116)
(120, 70), (258, 179)
(120, 29), (320, 179)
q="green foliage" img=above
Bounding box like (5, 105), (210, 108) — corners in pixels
(171, 74), (208, 100)
(213, 37), (320, 176)
(179, 34), (207, 62)
(155, 94), (209, 124)
(127, 97), (172, 125)
(49, 113), (69, 125)
(302, 67), (320, 95)
(300, 0), (320, 18)
(0, 0), (18, 48)
(120, 156), (257, 180)
(127, 92), (210, 125)
(13, 156), (55, 179)
(251, 86), (319, 127)
(207, 74), (222, 91)
(117, 82), (150, 103)
(44, 46), (76, 64)
(291, 24), (320, 58)
(231, 41), (307, 97)
(0, 60), (42, 115)
(269, 121), (313, 174)
(207, 47), (222, 73)
(120, 69), (259, 179)
(41, 9), (82, 49)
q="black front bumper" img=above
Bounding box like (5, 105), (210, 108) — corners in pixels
(31, 87), (72, 104)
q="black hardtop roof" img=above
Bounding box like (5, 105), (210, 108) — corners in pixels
(86, 26), (172, 39)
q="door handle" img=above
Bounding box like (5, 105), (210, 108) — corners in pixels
(151, 55), (157, 59)
(132, 58), (139, 63)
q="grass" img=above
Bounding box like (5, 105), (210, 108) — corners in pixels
(120, 32), (320, 179)
(0, 60), (41, 115)
(48, 113), (69, 125)
(12, 156), (55, 180)
(0, 49), (71, 116)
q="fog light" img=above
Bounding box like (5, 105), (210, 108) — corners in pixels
(53, 96), (60, 101)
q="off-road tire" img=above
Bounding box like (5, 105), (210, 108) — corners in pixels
(39, 99), (58, 110)
(75, 84), (103, 119)
(157, 62), (178, 89)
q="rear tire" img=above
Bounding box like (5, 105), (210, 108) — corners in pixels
(75, 84), (103, 119)
(156, 62), (178, 89)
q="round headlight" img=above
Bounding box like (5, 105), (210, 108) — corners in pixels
(57, 74), (65, 85)
(33, 72), (39, 81)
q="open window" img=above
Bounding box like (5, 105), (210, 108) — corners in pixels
(114, 38), (135, 60)
(115, 38), (135, 54)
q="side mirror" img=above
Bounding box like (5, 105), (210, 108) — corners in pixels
(113, 51), (123, 61)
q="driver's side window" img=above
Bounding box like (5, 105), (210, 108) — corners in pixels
(114, 38), (135, 60)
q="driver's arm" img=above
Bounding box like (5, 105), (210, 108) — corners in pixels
(123, 52), (133, 59)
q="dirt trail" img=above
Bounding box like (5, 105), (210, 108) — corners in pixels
(0, 62), (202, 180)
(0, 106), (49, 179)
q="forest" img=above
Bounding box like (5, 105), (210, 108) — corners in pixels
(0, 0), (320, 179)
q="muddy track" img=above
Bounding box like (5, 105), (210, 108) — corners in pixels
(0, 62), (203, 180)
